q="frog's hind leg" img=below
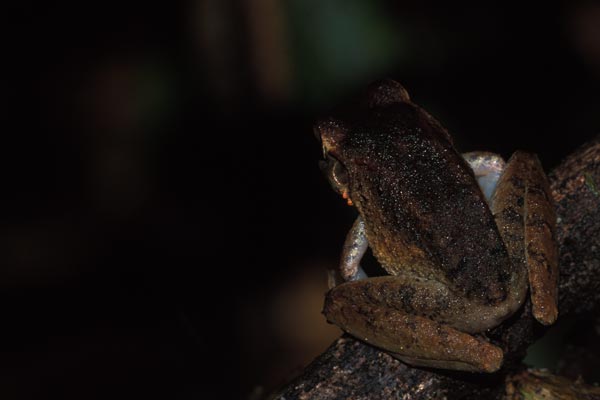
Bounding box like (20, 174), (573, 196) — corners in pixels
(323, 276), (504, 373)
(492, 151), (558, 325)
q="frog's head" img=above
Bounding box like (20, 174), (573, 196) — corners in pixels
(314, 118), (354, 205)
(314, 79), (413, 206)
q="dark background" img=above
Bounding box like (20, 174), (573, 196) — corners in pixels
(4, 1), (600, 399)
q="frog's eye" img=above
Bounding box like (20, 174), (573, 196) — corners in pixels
(319, 155), (350, 195)
(331, 158), (349, 188)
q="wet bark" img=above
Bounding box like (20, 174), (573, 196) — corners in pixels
(275, 135), (600, 400)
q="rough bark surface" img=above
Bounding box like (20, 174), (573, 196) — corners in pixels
(275, 135), (600, 400)
(506, 369), (600, 399)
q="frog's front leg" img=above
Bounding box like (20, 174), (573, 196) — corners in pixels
(339, 216), (368, 282)
(492, 151), (558, 325)
(324, 276), (504, 372)
(328, 217), (368, 288)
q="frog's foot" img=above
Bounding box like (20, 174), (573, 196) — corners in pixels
(492, 151), (558, 325)
(324, 277), (505, 373)
(327, 266), (367, 289)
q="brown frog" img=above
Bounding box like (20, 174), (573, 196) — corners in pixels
(314, 80), (558, 373)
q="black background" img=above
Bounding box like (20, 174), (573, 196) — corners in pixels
(4, 1), (600, 399)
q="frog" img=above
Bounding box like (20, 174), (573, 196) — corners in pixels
(314, 79), (558, 373)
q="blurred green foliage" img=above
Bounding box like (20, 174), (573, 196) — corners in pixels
(286, 0), (403, 105)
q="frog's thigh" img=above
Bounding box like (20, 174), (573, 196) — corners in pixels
(493, 151), (558, 325)
(462, 151), (506, 202)
(323, 276), (503, 373)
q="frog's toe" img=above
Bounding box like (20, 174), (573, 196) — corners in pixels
(393, 349), (503, 374)
(532, 298), (558, 326)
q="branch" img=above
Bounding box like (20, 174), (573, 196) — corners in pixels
(506, 369), (600, 399)
(275, 135), (600, 400)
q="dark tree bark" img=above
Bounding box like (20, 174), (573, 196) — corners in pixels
(275, 135), (600, 400)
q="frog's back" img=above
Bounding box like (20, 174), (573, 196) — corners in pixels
(346, 103), (512, 304)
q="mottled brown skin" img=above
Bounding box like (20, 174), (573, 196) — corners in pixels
(493, 153), (559, 324)
(316, 80), (558, 373)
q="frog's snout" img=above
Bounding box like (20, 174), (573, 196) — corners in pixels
(314, 118), (347, 152)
